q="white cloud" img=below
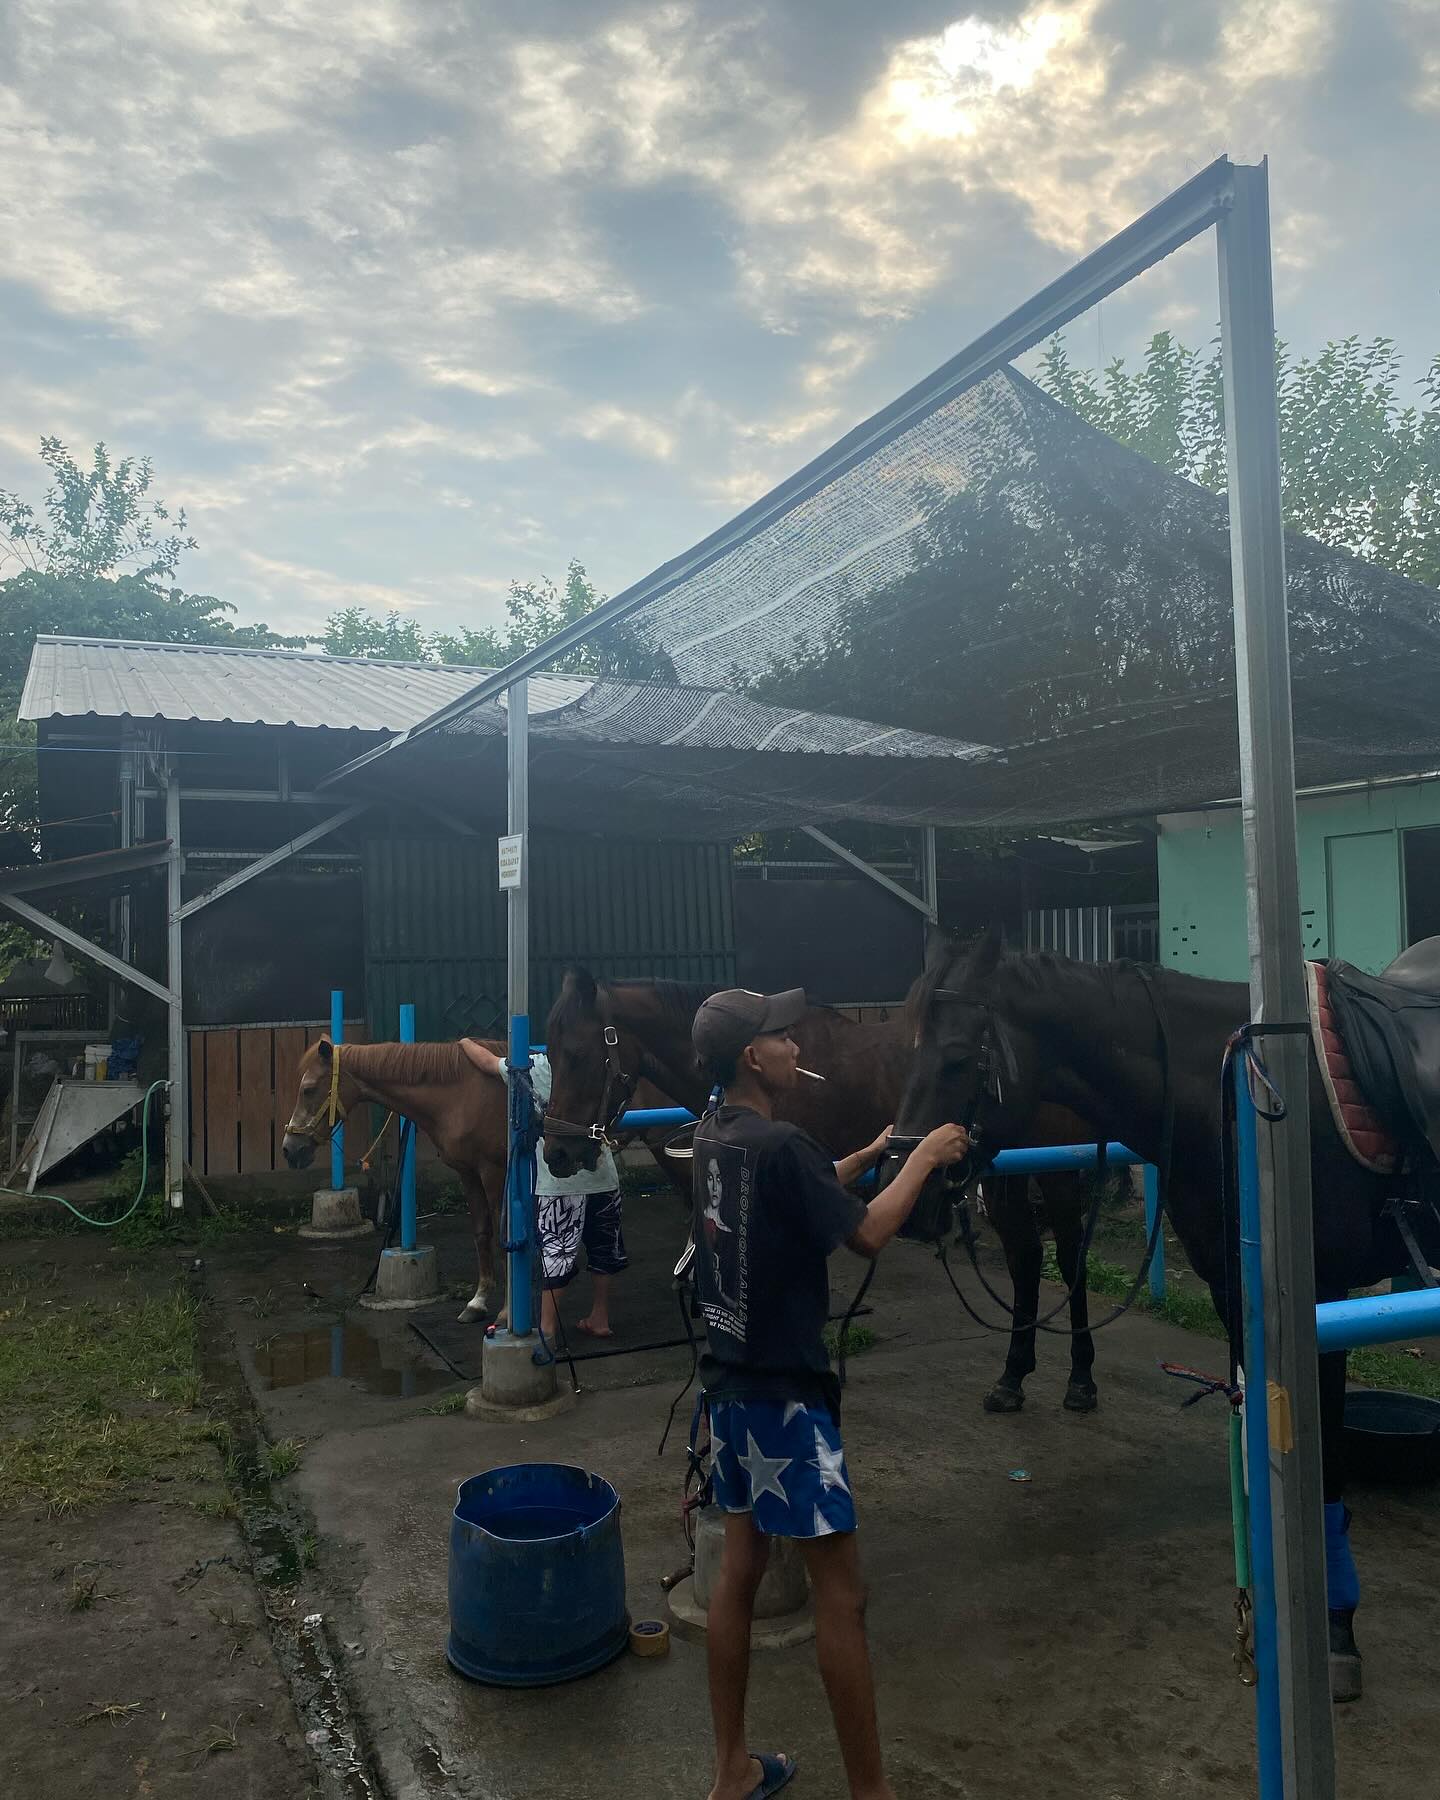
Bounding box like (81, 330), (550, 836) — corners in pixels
(569, 404), (677, 462)
(0, 0), (1432, 639)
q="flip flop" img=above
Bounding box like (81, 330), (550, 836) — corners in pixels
(575, 1320), (614, 1339)
(745, 1751), (797, 1798)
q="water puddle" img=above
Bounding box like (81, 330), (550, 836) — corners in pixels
(254, 1323), (454, 1397)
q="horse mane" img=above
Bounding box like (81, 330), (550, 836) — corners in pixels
(549, 972), (719, 1036)
(910, 943), (1163, 1028)
(347, 1040), (474, 1083)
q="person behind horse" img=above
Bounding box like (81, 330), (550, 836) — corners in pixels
(462, 1042), (626, 1340)
(689, 988), (970, 1800)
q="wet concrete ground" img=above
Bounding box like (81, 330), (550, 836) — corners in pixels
(208, 1203), (1440, 1800)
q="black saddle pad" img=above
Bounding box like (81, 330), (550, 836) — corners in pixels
(1328, 939), (1440, 1164)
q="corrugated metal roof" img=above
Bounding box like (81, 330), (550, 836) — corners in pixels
(19, 635), (586, 731)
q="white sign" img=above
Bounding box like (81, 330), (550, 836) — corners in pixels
(497, 833), (524, 891)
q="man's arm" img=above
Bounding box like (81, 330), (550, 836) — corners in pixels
(460, 1038), (504, 1079)
(833, 1125), (892, 1190)
(846, 1123), (970, 1257)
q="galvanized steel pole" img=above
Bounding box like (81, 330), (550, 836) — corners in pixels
(506, 678), (533, 1336)
(1218, 159), (1335, 1800)
(164, 764), (186, 1212)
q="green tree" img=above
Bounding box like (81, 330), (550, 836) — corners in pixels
(1037, 332), (1440, 588)
(1, 440), (297, 840)
(320, 559), (674, 680)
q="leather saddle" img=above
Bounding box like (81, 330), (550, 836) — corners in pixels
(1318, 936), (1440, 1172)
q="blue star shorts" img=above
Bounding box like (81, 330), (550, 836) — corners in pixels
(706, 1396), (857, 1538)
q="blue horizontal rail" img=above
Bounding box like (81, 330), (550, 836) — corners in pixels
(614, 1106), (698, 1129)
(991, 1141), (1142, 1172)
(1315, 1287), (1440, 1354)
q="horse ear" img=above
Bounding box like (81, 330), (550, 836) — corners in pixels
(315, 1037), (333, 1063)
(965, 924), (1004, 979)
(565, 965), (598, 1007)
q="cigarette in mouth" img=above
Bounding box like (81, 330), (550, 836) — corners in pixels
(796, 1067), (826, 1082)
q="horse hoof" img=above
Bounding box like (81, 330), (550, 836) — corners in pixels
(457, 1302), (489, 1325)
(983, 1384), (1025, 1414)
(1063, 1381), (1098, 1413)
(1329, 1610), (1362, 1704)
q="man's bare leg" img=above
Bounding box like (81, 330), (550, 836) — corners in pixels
(706, 1513), (790, 1800)
(578, 1271), (613, 1336)
(800, 1533), (892, 1800)
(539, 1285), (561, 1340)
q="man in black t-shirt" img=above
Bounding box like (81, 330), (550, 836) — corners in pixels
(690, 988), (969, 1800)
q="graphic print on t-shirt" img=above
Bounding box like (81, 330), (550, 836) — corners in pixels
(697, 1136), (752, 1341)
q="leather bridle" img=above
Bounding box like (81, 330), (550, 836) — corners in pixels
(543, 999), (640, 1148)
(882, 989), (1000, 1171)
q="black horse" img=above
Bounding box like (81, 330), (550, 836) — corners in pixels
(889, 927), (1440, 1703)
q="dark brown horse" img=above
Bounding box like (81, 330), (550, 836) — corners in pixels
(890, 928), (1440, 1698)
(541, 967), (1111, 1411)
(280, 1036), (689, 1322)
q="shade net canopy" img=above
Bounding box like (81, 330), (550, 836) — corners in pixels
(326, 677), (999, 840)
(584, 368), (1440, 826)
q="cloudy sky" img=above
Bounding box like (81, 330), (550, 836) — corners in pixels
(3, 0), (1437, 643)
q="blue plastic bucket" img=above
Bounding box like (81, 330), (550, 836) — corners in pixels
(446, 1463), (629, 1686)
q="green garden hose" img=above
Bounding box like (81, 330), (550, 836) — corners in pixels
(0, 1079), (170, 1227)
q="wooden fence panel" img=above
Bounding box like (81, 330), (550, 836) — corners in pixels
(188, 1022), (372, 1178)
(202, 1032), (240, 1175)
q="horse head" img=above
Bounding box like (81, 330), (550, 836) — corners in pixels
(542, 967), (643, 1178)
(887, 926), (1040, 1167)
(281, 1037), (360, 1169)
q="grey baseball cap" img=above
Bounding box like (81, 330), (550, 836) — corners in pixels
(692, 987), (807, 1074)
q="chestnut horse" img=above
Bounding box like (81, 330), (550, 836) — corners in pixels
(281, 1035), (684, 1323)
(541, 967), (1113, 1412)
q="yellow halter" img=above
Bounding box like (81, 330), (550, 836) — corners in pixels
(327, 1043), (347, 1129)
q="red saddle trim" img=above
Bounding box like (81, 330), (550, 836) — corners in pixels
(1306, 961), (1398, 1174)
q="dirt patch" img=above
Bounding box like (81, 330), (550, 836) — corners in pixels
(0, 1238), (321, 1800)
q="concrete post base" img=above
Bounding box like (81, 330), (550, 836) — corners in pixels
(667, 1504), (814, 1647)
(358, 1245), (440, 1310)
(466, 1329), (572, 1420)
(299, 1187), (373, 1241)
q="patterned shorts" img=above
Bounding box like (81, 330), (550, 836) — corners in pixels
(707, 1396), (857, 1539)
(537, 1190), (628, 1289)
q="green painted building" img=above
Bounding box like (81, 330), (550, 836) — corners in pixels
(1158, 777), (1440, 980)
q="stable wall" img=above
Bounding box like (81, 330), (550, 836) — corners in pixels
(1157, 778), (1440, 980)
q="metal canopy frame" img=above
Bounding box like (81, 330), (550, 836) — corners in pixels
(6, 740), (370, 1213)
(482, 156), (1333, 1800)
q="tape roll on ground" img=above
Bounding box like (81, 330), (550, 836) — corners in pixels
(629, 1618), (670, 1658)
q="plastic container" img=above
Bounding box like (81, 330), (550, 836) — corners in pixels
(84, 1044), (112, 1081)
(446, 1464), (628, 1686)
(1343, 1387), (1440, 1485)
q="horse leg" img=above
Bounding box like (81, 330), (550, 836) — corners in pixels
(1047, 1173), (1097, 1413)
(1319, 1340), (1362, 1702)
(456, 1161), (501, 1324)
(983, 1176), (1042, 1414)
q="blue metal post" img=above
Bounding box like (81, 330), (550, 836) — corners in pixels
(399, 1003), (417, 1252)
(1236, 1056), (1283, 1800)
(330, 989), (345, 1191)
(1143, 1162), (1167, 1303)
(507, 1011), (534, 1336)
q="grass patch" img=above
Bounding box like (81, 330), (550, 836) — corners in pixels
(0, 1265), (215, 1515)
(261, 1437), (304, 1480)
(426, 1390), (468, 1416)
(1349, 1342), (1440, 1399)
(823, 1321), (876, 1358)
